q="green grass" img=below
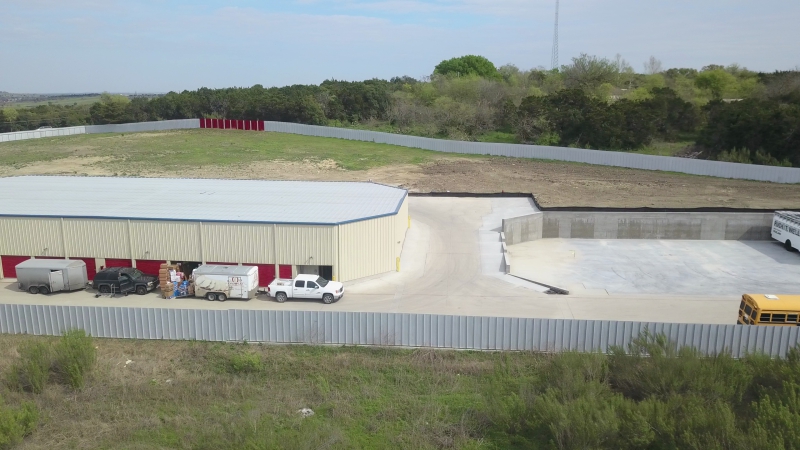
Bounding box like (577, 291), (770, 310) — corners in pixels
(630, 140), (694, 157)
(0, 129), (455, 172)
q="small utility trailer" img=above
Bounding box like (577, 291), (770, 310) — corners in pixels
(15, 259), (89, 295)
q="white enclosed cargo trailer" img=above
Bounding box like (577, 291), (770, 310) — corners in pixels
(15, 259), (88, 295)
(191, 264), (259, 301)
(772, 211), (800, 252)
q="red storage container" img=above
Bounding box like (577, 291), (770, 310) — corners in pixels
(244, 264), (276, 287)
(105, 259), (132, 269)
(1, 255), (30, 278)
(135, 260), (166, 277)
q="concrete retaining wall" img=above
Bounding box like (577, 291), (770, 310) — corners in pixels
(503, 212), (774, 243)
(503, 213), (543, 245)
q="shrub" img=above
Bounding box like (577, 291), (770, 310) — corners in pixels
(225, 352), (262, 374)
(0, 400), (38, 450)
(52, 329), (96, 390)
(7, 342), (51, 394)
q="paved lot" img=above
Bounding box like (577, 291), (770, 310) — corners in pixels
(510, 239), (800, 296)
(0, 198), (759, 324)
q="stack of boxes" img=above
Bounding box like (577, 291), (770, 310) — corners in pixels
(159, 263), (194, 299)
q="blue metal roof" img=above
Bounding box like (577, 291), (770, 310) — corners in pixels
(0, 176), (407, 225)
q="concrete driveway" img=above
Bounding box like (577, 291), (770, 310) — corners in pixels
(0, 198), (746, 324)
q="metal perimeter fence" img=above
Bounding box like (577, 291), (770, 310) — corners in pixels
(1, 304), (799, 358)
(2, 119), (799, 184)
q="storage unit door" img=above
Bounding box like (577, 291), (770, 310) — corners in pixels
(105, 259), (132, 268)
(135, 259), (166, 277)
(244, 264), (276, 287)
(279, 264), (292, 279)
(72, 258), (97, 280)
(1, 256), (30, 278)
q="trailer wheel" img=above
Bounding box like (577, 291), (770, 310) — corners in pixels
(322, 294), (334, 304)
(136, 285), (148, 296)
(28, 286), (39, 294)
(276, 292), (287, 303)
(38, 286), (50, 295)
(206, 292), (217, 301)
(217, 293), (227, 302)
(786, 240), (794, 251)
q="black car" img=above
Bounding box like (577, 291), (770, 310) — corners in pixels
(92, 267), (157, 296)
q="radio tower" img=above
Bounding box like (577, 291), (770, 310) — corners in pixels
(551, 0), (559, 70)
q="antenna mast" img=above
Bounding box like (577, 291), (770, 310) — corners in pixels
(551, 0), (559, 70)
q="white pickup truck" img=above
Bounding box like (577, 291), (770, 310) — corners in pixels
(266, 274), (344, 304)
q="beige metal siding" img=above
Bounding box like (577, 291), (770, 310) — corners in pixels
(63, 219), (129, 259)
(274, 225), (336, 266)
(338, 216), (395, 281)
(396, 196), (409, 257)
(203, 222), (274, 263)
(129, 221), (201, 261)
(0, 217), (64, 256)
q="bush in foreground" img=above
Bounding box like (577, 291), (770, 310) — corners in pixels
(52, 329), (96, 390)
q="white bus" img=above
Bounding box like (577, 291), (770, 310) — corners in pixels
(772, 211), (800, 251)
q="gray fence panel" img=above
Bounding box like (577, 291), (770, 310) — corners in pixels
(262, 121), (800, 184)
(4, 304), (800, 356)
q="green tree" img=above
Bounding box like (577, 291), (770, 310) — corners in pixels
(695, 70), (737, 99)
(561, 54), (619, 92)
(433, 55), (500, 79)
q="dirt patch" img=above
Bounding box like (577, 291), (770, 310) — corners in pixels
(2, 155), (800, 209)
(0, 156), (114, 177)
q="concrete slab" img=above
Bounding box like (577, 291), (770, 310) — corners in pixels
(509, 238), (800, 296)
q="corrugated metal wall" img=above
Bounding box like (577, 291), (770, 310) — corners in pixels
(64, 219), (129, 259)
(203, 222), (274, 264)
(339, 215), (396, 281)
(274, 225), (337, 266)
(129, 220), (202, 261)
(84, 119), (199, 134)
(262, 122), (800, 184)
(396, 196), (409, 257)
(1, 304), (798, 357)
(0, 126), (86, 143)
(0, 218), (64, 256)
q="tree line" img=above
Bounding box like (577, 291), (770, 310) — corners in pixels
(2, 54), (798, 167)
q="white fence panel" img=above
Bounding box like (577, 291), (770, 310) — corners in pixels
(0, 126), (86, 143)
(262, 122), (800, 184)
(2, 304), (799, 357)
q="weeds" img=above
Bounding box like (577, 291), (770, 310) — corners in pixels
(6, 342), (51, 394)
(52, 329), (96, 390)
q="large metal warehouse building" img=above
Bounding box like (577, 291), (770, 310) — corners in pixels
(0, 176), (409, 285)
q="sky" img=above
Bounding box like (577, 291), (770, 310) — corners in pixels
(1, 0), (798, 93)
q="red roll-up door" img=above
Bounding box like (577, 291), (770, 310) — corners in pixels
(209, 118), (217, 129)
(200, 118), (207, 129)
(71, 258), (97, 280)
(244, 120), (251, 131)
(105, 259), (132, 268)
(1, 255), (30, 279)
(226, 119), (231, 129)
(257, 121), (265, 131)
(278, 264), (292, 279)
(244, 263), (276, 287)
(135, 260), (166, 277)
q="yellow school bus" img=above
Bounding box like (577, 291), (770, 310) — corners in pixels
(738, 294), (800, 326)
